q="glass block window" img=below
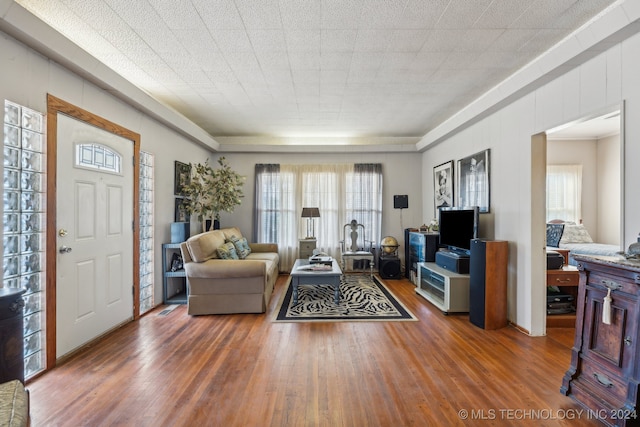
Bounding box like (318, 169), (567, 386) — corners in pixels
(3, 100), (46, 379)
(75, 143), (122, 174)
(139, 151), (154, 314)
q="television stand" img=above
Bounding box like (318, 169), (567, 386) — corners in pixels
(416, 262), (470, 313)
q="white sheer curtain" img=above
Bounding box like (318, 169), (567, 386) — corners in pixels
(254, 163), (382, 271)
(546, 164), (582, 222)
(345, 163), (383, 252)
(254, 164), (297, 270)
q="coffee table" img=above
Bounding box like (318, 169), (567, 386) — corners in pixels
(290, 259), (342, 304)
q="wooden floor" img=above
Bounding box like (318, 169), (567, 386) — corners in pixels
(27, 275), (598, 427)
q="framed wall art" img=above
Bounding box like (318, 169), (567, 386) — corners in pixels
(457, 149), (490, 213)
(174, 161), (191, 196)
(433, 160), (454, 214)
(174, 197), (190, 223)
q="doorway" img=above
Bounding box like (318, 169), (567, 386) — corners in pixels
(533, 104), (624, 336)
(55, 114), (134, 358)
(46, 95), (140, 367)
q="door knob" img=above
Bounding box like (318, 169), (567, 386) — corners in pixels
(58, 229), (68, 237)
(59, 246), (72, 254)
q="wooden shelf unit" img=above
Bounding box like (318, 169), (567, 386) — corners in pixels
(546, 265), (579, 327)
(162, 243), (188, 304)
(546, 247), (578, 328)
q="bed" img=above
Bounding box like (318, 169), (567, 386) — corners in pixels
(546, 222), (622, 266)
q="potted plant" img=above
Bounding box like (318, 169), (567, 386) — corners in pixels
(182, 157), (245, 232)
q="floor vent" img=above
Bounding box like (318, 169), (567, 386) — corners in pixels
(157, 305), (179, 316)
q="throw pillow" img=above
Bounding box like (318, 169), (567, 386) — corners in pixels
(546, 223), (564, 247)
(216, 241), (239, 260)
(560, 224), (594, 244)
(227, 235), (252, 259)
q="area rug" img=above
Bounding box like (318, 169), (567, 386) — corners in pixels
(273, 274), (417, 322)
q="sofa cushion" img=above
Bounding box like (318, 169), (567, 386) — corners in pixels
(217, 241), (239, 259)
(186, 230), (226, 262)
(245, 252), (279, 262)
(221, 227), (243, 240)
(185, 259), (268, 279)
(228, 235), (251, 259)
(249, 242), (278, 253)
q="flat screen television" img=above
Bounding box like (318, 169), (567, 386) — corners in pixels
(438, 206), (479, 256)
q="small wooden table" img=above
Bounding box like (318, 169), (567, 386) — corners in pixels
(290, 259), (342, 304)
(546, 265), (579, 327)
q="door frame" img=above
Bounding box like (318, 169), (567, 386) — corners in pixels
(46, 94), (141, 369)
(532, 102), (625, 336)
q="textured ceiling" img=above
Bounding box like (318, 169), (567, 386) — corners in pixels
(548, 110), (621, 140)
(16, 0), (619, 144)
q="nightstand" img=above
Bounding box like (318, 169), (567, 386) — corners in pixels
(299, 238), (316, 259)
(546, 265), (579, 327)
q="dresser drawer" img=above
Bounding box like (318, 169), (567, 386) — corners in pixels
(579, 358), (628, 405)
(300, 241), (315, 251)
(547, 267), (579, 287)
(299, 239), (316, 258)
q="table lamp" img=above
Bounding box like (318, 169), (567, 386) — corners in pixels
(301, 207), (320, 239)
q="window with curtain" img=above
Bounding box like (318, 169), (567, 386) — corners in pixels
(547, 164), (582, 222)
(254, 163), (383, 271)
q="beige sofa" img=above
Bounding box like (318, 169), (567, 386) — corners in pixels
(0, 380), (29, 427)
(180, 227), (279, 315)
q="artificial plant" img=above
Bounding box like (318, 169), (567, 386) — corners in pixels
(182, 157), (245, 232)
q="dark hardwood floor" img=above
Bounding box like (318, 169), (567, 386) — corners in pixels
(27, 275), (597, 426)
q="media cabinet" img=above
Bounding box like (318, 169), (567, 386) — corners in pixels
(416, 262), (470, 313)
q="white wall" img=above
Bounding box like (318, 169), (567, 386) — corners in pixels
(547, 135), (620, 244)
(597, 134), (621, 244)
(0, 31), (215, 305)
(208, 152), (423, 267)
(547, 139), (598, 231)
(422, 33), (640, 335)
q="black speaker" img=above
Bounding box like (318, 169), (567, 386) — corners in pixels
(394, 195), (408, 209)
(435, 250), (469, 274)
(379, 256), (401, 279)
(469, 239), (508, 330)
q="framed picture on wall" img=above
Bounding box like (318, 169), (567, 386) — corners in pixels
(174, 161), (191, 196)
(433, 160), (454, 215)
(457, 149), (490, 213)
(175, 197), (190, 223)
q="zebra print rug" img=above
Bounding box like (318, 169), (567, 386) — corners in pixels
(273, 275), (417, 322)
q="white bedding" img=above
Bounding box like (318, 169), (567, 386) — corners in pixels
(558, 242), (622, 265)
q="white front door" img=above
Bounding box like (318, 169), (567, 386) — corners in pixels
(56, 113), (134, 358)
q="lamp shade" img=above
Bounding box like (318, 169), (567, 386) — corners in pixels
(301, 207), (320, 218)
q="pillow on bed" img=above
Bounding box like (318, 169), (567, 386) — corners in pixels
(560, 224), (594, 244)
(546, 223), (564, 247)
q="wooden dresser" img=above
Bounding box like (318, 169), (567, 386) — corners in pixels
(0, 287), (26, 384)
(561, 255), (640, 426)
